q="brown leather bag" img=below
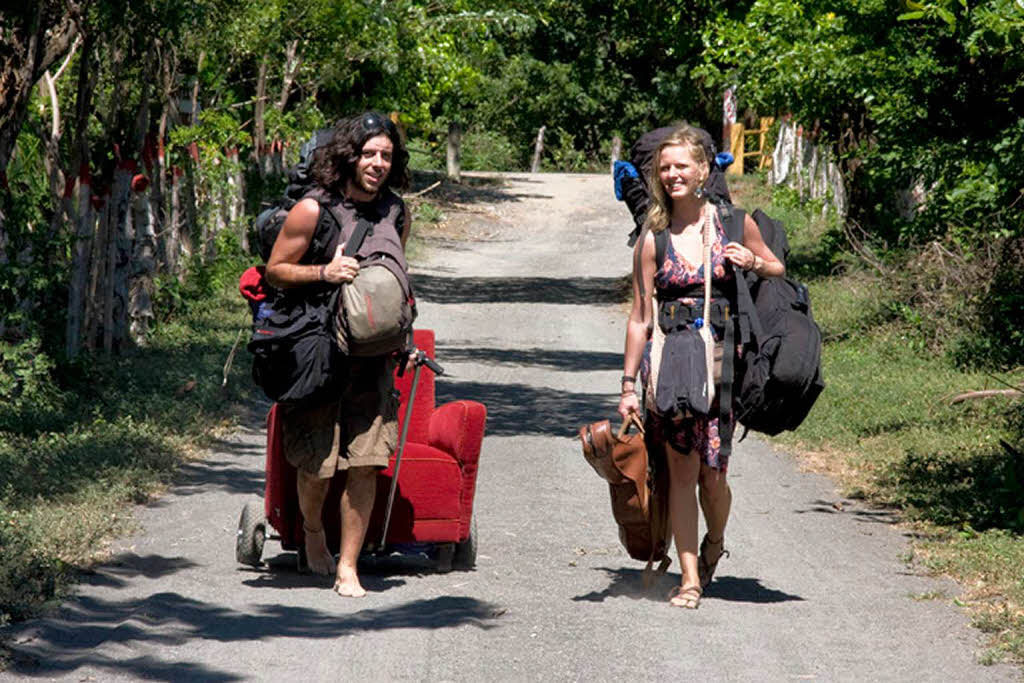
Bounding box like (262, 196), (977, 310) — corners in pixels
(579, 413), (671, 577)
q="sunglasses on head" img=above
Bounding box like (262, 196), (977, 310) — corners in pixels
(360, 112), (397, 137)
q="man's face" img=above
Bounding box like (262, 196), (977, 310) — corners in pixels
(352, 133), (394, 198)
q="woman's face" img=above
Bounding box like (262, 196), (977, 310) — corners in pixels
(657, 143), (707, 202)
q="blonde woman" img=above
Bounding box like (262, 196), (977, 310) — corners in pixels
(618, 125), (783, 609)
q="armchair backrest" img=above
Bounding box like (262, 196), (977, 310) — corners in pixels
(393, 329), (436, 445)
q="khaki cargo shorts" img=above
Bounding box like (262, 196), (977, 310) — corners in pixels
(279, 356), (399, 478)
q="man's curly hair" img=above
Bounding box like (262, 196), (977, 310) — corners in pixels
(311, 111), (410, 194)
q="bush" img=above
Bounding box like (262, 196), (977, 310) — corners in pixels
(460, 130), (520, 172)
(882, 433), (1024, 531)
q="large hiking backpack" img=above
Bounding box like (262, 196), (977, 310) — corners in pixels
(614, 126), (732, 246)
(649, 201), (824, 438)
(251, 128), (333, 261)
(734, 209), (824, 435)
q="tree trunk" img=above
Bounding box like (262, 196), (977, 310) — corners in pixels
(278, 40), (301, 111)
(107, 160), (135, 352)
(0, 3), (82, 175)
(168, 166), (184, 277)
(254, 55), (268, 175)
(66, 164), (93, 358)
(183, 142), (200, 260)
(129, 177), (155, 347)
(447, 121), (462, 182)
(65, 35), (96, 357)
(610, 135), (622, 173)
(85, 193), (110, 351)
(190, 51), (204, 126)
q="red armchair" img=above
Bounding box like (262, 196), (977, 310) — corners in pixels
(247, 329), (487, 569)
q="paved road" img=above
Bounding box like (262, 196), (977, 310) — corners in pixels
(1, 173), (1017, 681)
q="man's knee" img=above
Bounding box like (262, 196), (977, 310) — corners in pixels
(297, 469), (331, 495)
(345, 466), (379, 492)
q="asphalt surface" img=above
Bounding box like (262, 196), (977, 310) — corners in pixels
(1, 173), (1018, 682)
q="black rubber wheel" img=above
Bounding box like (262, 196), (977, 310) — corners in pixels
(435, 543), (455, 573)
(235, 499), (266, 567)
(452, 517), (477, 571)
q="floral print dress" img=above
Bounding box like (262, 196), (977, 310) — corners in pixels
(641, 217), (735, 472)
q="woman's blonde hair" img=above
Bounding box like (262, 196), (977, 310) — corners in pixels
(643, 125), (711, 234)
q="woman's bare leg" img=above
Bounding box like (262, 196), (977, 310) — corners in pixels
(666, 442), (702, 603)
(697, 463), (731, 586)
(698, 463), (731, 541)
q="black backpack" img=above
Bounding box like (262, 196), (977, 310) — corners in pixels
(616, 126), (732, 246)
(650, 203), (824, 438)
(734, 209), (824, 436)
(247, 284), (345, 406)
(241, 202), (345, 406)
(252, 128), (333, 261)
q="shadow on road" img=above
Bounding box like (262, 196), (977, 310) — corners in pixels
(240, 549), (459, 592)
(794, 499), (901, 525)
(410, 171), (551, 205)
(572, 568), (804, 605)
(571, 567), (673, 603)
(5, 591), (505, 681)
(81, 554), (201, 589)
(436, 380), (617, 437)
(436, 345), (621, 372)
(705, 576), (805, 603)
(414, 274), (628, 305)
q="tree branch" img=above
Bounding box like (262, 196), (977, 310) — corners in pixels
(949, 389), (1023, 405)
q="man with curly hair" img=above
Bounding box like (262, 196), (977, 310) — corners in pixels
(265, 112), (411, 597)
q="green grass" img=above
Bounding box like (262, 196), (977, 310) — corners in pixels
(0, 282), (257, 623)
(727, 173), (1024, 666)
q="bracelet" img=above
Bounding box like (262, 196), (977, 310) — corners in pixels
(318, 264), (326, 282)
(621, 374), (636, 385)
(750, 255), (761, 273)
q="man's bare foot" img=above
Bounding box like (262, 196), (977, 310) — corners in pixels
(303, 524), (336, 575)
(333, 567), (367, 598)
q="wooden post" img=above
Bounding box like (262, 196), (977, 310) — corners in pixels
(728, 123), (744, 176)
(531, 125), (546, 173)
(758, 116), (775, 170)
(610, 135), (622, 173)
(66, 163), (92, 358)
(446, 121), (461, 182)
(722, 86), (737, 153)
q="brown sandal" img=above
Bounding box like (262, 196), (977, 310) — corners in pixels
(668, 584), (702, 609)
(698, 534), (728, 589)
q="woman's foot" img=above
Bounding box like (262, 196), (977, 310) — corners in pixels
(303, 524), (337, 576)
(333, 566), (367, 598)
(668, 584), (702, 609)
(698, 534), (728, 589)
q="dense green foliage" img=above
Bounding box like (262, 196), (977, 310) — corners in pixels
(698, 0), (1023, 245)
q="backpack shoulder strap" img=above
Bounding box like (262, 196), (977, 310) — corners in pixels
(322, 202), (373, 257)
(717, 202), (745, 245)
(654, 228), (668, 274)
(343, 218), (372, 257)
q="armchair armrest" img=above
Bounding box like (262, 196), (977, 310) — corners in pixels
(428, 400), (487, 467)
(428, 400), (487, 542)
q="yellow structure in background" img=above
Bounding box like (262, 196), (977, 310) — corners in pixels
(728, 117), (775, 175)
